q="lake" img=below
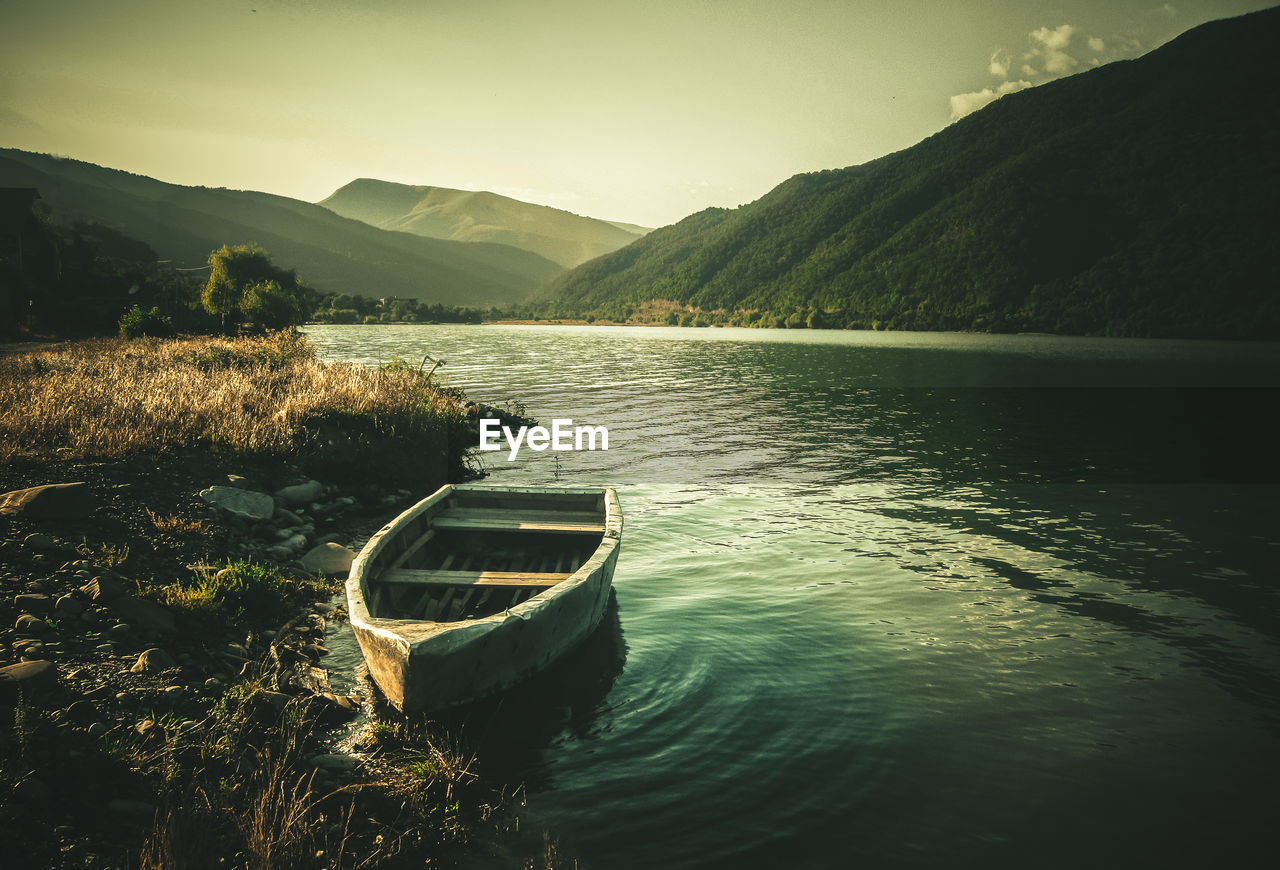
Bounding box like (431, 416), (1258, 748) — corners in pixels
(304, 324), (1280, 868)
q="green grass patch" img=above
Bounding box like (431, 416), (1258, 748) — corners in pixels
(161, 560), (330, 629)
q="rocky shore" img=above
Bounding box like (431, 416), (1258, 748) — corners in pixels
(0, 334), (547, 868)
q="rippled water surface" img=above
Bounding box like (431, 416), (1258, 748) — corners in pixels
(305, 325), (1280, 868)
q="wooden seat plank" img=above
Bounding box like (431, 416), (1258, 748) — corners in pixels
(432, 509), (604, 535)
(382, 568), (574, 588)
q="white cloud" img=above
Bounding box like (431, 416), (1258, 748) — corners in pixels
(989, 50), (1012, 79)
(1030, 24), (1076, 51)
(1028, 24), (1079, 75)
(949, 20), (1147, 123)
(949, 80), (1032, 120)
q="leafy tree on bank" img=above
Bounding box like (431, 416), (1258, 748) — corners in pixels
(202, 244), (309, 332)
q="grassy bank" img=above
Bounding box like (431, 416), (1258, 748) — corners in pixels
(0, 334), (557, 868)
(0, 332), (468, 465)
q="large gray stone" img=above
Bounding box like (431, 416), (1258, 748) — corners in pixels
(0, 659), (57, 704)
(198, 486), (275, 521)
(0, 482), (95, 519)
(275, 480), (323, 506)
(298, 542), (358, 576)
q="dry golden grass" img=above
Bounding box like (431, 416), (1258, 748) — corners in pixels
(0, 333), (467, 462)
(146, 508), (206, 533)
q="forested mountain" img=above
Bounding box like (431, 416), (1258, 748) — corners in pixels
(539, 7), (1280, 338)
(319, 178), (648, 268)
(0, 149), (562, 306)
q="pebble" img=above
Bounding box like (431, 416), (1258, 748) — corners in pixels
(22, 532), (56, 550)
(54, 595), (85, 618)
(63, 699), (98, 724)
(14, 593), (53, 614)
(81, 576), (125, 603)
(15, 614), (50, 635)
(86, 721), (108, 738)
(13, 638), (45, 655)
(162, 685), (184, 699)
(131, 648), (177, 673)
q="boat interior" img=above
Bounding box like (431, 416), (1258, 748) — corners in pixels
(364, 489), (607, 623)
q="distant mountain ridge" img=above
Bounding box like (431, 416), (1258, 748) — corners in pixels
(0, 149), (562, 306)
(319, 178), (649, 268)
(540, 7), (1280, 338)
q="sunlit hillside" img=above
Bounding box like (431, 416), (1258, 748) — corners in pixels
(320, 178), (648, 268)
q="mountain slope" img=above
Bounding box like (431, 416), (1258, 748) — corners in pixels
(0, 150), (563, 306)
(319, 178), (648, 268)
(541, 7), (1280, 338)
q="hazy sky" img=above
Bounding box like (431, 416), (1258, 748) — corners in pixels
(0, 0), (1271, 226)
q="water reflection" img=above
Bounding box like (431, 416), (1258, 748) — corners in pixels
(429, 593), (628, 786)
(303, 326), (1280, 869)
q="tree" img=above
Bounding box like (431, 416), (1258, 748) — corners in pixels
(241, 279), (304, 330)
(202, 244), (300, 331)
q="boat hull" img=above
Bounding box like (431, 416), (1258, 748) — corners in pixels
(346, 484), (621, 713)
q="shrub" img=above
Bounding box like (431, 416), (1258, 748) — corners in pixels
(119, 305), (176, 338)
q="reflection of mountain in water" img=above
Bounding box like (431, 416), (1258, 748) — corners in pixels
(419, 591), (627, 783)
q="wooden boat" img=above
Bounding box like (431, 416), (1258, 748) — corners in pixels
(345, 484), (622, 712)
